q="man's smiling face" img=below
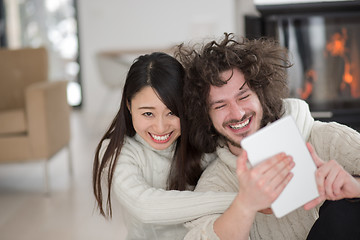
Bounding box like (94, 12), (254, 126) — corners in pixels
(208, 68), (263, 156)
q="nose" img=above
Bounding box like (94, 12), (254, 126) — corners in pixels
(228, 102), (245, 120)
(153, 116), (168, 133)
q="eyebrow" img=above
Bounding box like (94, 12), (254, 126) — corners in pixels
(209, 82), (249, 107)
(138, 106), (155, 110)
(209, 99), (224, 107)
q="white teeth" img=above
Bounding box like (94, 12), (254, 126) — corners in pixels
(151, 133), (170, 141)
(229, 118), (250, 129)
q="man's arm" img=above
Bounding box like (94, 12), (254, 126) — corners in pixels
(213, 150), (294, 240)
(348, 176), (360, 202)
(353, 176), (360, 199)
(304, 143), (360, 210)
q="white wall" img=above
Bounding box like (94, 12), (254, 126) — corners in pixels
(77, 0), (257, 124)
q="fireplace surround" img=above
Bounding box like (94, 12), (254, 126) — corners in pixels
(246, 0), (360, 130)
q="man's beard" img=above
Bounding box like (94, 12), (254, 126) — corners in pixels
(218, 132), (243, 149)
(217, 120), (252, 149)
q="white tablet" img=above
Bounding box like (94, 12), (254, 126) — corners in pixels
(240, 115), (319, 218)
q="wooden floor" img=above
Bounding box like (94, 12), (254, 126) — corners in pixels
(0, 110), (127, 240)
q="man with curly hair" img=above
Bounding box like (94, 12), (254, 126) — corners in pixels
(175, 33), (360, 240)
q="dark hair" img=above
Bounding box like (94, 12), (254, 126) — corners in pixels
(175, 33), (291, 153)
(92, 52), (201, 218)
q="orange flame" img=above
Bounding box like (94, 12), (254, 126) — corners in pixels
(343, 63), (353, 85)
(326, 28), (347, 57)
(297, 28), (359, 100)
(297, 69), (317, 100)
(325, 28), (358, 98)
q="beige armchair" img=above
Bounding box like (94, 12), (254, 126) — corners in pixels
(0, 47), (72, 194)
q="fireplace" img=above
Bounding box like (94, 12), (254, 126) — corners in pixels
(246, 0), (360, 130)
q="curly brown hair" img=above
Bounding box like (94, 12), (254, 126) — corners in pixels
(175, 33), (292, 153)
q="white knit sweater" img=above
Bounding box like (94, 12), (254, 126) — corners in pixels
(110, 134), (236, 240)
(184, 98), (360, 240)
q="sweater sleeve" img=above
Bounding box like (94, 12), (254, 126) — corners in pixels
(184, 214), (222, 240)
(184, 216), (251, 240)
(309, 121), (360, 175)
(111, 141), (236, 225)
(183, 158), (241, 239)
(282, 98), (314, 141)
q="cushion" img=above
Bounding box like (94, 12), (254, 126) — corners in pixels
(0, 109), (27, 135)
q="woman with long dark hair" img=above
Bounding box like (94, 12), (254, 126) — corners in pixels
(93, 52), (235, 240)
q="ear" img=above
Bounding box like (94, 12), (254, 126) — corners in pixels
(126, 100), (131, 113)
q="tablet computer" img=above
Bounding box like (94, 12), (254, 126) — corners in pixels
(240, 115), (319, 218)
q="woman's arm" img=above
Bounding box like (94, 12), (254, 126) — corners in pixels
(112, 143), (236, 224)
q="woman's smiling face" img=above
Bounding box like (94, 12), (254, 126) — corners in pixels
(128, 86), (181, 150)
